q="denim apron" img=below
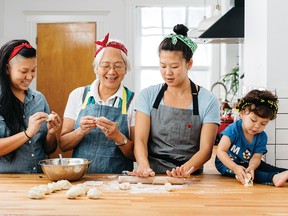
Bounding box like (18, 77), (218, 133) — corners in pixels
(72, 86), (134, 174)
(148, 80), (202, 174)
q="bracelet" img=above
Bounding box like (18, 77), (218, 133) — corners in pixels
(115, 136), (127, 147)
(24, 130), (31, 139)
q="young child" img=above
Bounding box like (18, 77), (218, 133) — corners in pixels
(215, 89), (288, 186)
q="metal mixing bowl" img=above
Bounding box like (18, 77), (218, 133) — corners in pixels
(39, 158), (91, 182)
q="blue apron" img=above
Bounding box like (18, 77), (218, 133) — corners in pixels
(72, 85), (134, 174)
(148, 80), (202, 174)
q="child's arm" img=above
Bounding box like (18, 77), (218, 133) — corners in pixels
(246, 153), (262, 180)
(216, 135), (247, 184)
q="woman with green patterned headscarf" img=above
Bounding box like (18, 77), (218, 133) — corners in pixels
(132, 24), (220, 177)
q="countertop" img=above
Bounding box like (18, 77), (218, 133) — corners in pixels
(1, 172), (288, 216)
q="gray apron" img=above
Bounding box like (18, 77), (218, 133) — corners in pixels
(148, 80), (202, 174)
(72, 87), (133, 174)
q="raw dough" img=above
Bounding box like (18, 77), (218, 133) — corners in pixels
(76, 184), (89, 194)
(46, 113), (55, 122)
(48, 182), (62, 192)
(66, 185), (85, 199)
(87, 188), (102, 199)
(136, 182), (144, 188)
(119, 182), (130, 190)
(244, 173), (253, 186)
(33, 185), (53, 195)
(164, 182), (173, 192)
(56, 180), (72, 190)
(28, 188), (45, 199)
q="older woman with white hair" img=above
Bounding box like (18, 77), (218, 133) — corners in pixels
(59, 33), (135, 174)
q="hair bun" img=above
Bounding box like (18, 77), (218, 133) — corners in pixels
(173, 24), (189, 37)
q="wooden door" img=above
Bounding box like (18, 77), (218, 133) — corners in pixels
(37, 22), (96, 158)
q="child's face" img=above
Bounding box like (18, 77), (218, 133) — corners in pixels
(240, 111), (270, 135)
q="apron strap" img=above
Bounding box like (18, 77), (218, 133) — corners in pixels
(152, 83), (168, 109)
(152, 80), (200, 115)
(190, 80), (199, 115)
(81, 85), (132, 115)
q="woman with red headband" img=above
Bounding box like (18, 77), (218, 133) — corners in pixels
(59, 33), (135, 174)
(0, 39), (62, 173)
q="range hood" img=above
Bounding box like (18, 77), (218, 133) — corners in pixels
(189, 0), (244, 44)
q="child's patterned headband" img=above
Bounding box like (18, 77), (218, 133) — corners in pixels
(239, 99), (278, 114)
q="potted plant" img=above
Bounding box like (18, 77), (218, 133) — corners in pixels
(217, 65), (244, 102)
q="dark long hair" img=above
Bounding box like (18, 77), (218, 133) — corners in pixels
(158, 24), (193, 62)
(0, 39), (36, 160)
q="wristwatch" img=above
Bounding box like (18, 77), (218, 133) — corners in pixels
(116, 135), (127, 147)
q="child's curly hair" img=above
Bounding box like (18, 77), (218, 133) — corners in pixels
(238, 89), (278, 120)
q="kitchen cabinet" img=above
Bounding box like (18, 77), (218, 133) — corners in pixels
(265, 98), (288, 169)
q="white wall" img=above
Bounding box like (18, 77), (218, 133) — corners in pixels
(0, 0), (233, 93)
(244, 0), (288, 90)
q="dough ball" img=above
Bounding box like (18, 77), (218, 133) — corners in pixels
(66, 187), (80, 199)
(76, 184), (89, 194)
(136, 182), (144, 188)
(244, 173), (253, 186)
(87, 188), (102, 199)
(48, 182), (62, 192)
(46, 113), (55, 122)
(164, 182), (173, 192)
(33, 185), (53, 195)
(56, 180), (72, 190)
(28, 188), (45, 199)
(119, 182), (130, 190)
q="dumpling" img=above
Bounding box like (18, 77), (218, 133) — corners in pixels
(28, 188), (45, 199)
(164, 182), (173, 192)
(87, 188), (102, 199)
(48, 182), (62, 192)
(46, 113), (55, 122)
(56, 180), (72, 190)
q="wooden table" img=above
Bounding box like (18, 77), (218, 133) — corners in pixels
(0, 171), (288, 216)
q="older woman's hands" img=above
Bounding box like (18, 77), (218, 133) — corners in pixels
(95, 117), (120, 140)
(79, 116), (97, 135)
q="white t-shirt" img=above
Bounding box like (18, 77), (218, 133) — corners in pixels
(64, 79), (136, 128)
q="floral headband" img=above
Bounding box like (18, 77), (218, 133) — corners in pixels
(7, 43), (33, 62)
(239, 99), (278, 114)
(94, 33), (128, 57)
(164, 34), (197, 54)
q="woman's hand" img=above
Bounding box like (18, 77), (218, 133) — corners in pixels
(95, 117), (119, 140)
(166, 165), (195, 178)
(46, 111), (62, 135)
(79, 116), (97, 135)
(130, 165), (155, 177)
(26, 112), (49, 138)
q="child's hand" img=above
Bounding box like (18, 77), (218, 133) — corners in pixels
(245, 168), (255, 180)
(234, 165), (247, 184)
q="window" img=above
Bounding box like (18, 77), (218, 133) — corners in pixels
(135, 6), (214, 93)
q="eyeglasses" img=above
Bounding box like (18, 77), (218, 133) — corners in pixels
(99, 63), (125, 72)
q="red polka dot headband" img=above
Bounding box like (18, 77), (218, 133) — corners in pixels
(94, 33), (128, 57)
